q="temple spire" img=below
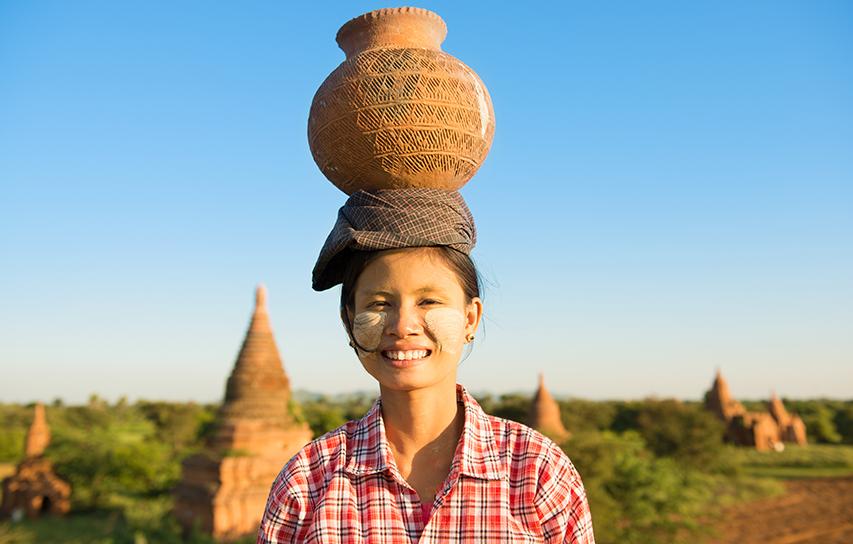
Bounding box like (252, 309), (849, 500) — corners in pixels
(528, 373), (570, 441)
(255, 284), (267, 311)
(246, 283), (271, 335)
(705, 368), (747, 421)
(25, 403), (50, 457)
(768, 389), (791, 426)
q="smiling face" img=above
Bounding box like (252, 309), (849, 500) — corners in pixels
(346, 248), (483, 393)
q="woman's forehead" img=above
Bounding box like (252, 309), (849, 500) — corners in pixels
(357, 284), (450, 298)
(356, 257), (461, 295)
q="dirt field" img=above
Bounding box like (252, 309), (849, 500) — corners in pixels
(710, 477), (853, 544)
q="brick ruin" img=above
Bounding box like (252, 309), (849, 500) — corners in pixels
(704, 369), (807, 451)
(173, 285), (312, 540)
(528, 373), (570, 442)
(0, 403), (71, 519)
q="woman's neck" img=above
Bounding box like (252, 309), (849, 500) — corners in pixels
(379, 378), (465, 491)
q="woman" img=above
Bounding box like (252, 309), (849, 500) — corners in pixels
(258, 189), (595, 543)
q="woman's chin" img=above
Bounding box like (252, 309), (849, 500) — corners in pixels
(360, 350), (461, 391)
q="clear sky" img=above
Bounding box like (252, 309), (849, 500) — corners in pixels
(2, 1), (851, 404)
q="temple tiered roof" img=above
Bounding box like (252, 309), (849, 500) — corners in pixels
(218, 285), (294, 426)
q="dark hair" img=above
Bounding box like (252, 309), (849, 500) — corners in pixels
(339, 246), (483, 353)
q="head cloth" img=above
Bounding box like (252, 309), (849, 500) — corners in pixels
(312, 188), (476, 291)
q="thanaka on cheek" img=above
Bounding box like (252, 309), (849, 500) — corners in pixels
(352, 311), (385, 351)
(424, 308), (466, 355)
(350, 307), (467, 356)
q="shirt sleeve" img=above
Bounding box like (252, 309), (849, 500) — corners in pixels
(535, 442), (596, 544)
(257, 458), (312, 544)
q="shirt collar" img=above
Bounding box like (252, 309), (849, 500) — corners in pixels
(344, 384), (505, 481)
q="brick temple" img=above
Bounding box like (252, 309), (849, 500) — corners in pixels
(704, 369), (807, 451)
(0, 403), (71, 519)
(528, 373), (570, 442)
(174, 285), (312, 540)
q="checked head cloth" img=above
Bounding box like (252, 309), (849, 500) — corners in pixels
(312, 188), (477, 291)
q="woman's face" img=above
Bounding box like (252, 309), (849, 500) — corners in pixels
(347, 248), (482, 393)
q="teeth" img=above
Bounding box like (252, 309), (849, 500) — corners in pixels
(383, 350), (429, 360)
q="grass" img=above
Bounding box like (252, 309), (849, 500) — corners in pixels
(0, 511), (257, 544)
(742, 465), (853, 479)
(728, 443), (853, 480)
(0, 512), (124, 544)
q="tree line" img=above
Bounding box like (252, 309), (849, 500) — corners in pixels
(1, 394), (851, 543)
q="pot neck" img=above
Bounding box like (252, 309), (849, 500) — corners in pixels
(336, 7), (447, 58)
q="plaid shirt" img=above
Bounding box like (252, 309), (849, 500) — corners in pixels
(258, 384), (595, 543)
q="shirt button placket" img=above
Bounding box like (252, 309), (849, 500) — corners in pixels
(396, 478), (423, 542)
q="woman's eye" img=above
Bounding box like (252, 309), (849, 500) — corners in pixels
(421, 299), (440, 305)
(369, 301), (388, 308)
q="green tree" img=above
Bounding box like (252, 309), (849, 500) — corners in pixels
(136, 400), (216, 451)
(301, 399), (347, 437)
(633, 400), (727, 469)
(797, 403), (842, 444)
(0, 403), (36, 462)
(833, 403), (853, 444)
(562, 430), (715, 544)
(560, 399), (617, 432)
(47, 407), (179, 511)
(488, 393), (529, 424)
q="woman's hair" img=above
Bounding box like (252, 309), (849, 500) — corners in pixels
(339, 246), (483, 353)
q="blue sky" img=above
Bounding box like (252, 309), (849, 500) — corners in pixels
(2, 1), (851, 403)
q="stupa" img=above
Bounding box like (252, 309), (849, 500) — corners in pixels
(704, 369), (747, 421)
(174, 285), (312, 540)
(0, 403), (71, 519)
(769, 391), (808, 445)
(704, 370), (808, 451)
(528, 374), (570, 442)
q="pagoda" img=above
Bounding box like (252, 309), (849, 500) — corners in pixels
(528, 373), (570, 442)
(0, 403), (71, 519)
(769, 391), (808, 445)
(174, 285), (312, 540)
(704, 369), (747, 421)
(704, 370), (808, 451)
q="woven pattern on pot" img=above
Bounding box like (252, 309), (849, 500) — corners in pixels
(308, 48), (495, 194)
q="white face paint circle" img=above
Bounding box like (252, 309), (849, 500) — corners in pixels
(352, 311), (385, 351)
(424, 307), (467, 355)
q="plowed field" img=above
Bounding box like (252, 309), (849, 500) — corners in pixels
(710, 477), (853, 544)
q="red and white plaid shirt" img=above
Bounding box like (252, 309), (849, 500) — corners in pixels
(258, 384), (595, 543)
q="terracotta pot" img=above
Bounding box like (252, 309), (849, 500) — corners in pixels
(308, 7), (495, 194)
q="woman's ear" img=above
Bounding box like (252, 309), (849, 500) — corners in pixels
(465, 297), (483, 336)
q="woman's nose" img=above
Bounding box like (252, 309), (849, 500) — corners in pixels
(386, 304), (423, 337)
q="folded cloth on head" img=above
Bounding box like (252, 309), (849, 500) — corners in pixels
(312, 188), (477, 291)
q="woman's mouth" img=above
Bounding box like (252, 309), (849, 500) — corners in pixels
(381, 349), (432, 367)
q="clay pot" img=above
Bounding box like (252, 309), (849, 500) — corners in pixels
(308, 7), (495, 194)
